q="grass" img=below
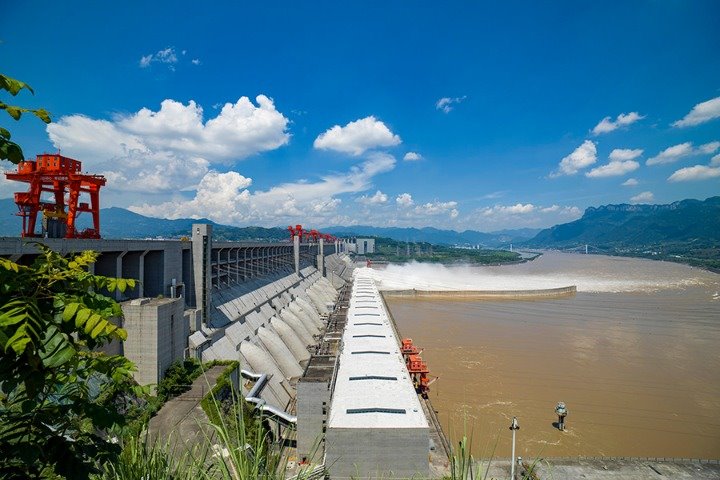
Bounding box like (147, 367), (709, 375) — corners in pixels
(97, 370), (319, 480)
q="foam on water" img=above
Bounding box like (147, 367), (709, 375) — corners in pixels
(360, 252), (719, 293)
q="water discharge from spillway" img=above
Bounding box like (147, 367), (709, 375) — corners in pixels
(381, 253), (720, 459)
(362, 251), (713, 293)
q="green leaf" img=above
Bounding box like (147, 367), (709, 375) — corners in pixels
(40, 325), (75, 368)
(74, 308), (91, 329)
(32, 108), (51, 123)
(0, 258), (21, 272)
(6, 325), (31, 354)
(5, 106), (22, 120)
(117, 278), (126, 292)
(0, 306), (27, 326)
(84, 313), (102, 335)
(0, 138), (24, 163)
(91, 321), (106, 339)
(0, 126), (10, 138)
(0, 74), (34, 96)
(62, 302), (81, 322)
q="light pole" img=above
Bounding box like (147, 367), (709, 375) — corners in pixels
(509, 416), (519, 480)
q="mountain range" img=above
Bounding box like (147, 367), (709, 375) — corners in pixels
(0, 199), (537, 246)
(1, 197), (718, 255)
(525, 196), (720, 248)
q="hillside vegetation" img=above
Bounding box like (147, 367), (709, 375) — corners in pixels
(363, 236), (520, 265)
(526, 196), (720, 271)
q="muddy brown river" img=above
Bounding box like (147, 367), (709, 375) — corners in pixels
(376, 253), (720, 459)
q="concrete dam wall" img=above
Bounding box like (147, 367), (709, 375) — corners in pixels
(0, 226), (356, 411)
(381, 285), (577, 299)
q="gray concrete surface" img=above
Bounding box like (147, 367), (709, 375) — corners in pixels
(148, 365), (226, 453)
(479, 458), (720, 480)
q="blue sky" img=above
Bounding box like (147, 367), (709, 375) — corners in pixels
(2, 1), (719, 230)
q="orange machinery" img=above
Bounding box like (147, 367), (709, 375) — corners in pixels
(288, 224), (304, 241)
(5, 153), (106, 239)
(401, 338), (436, 397)
(287, 225), (337, 243)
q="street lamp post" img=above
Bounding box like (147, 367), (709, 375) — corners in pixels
(509, 416), (519, 480)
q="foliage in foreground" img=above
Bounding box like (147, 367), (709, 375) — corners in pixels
(1, 72), (51, 163)
(99, 384), (317, 480)
(0, 246), (139, 478)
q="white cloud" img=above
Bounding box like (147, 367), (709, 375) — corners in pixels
(711, 154), (720, 167)
(622, 178), (639, 186)
(403, 152), (422, 161)
(646, 141), (719, 166)
(435, 96), (467, 113)
(646, 142), (693, 165)
(474, 203), (581, 229)
(668, 165), (720, 182)
(586, 150), (642, 179)
(313, 116), (401, 156)
(413, 200), (458, 217)
(553, 140), (597, 176)
(139, 47), (179, 68)
(699, 141), (720, 154)
(396, 193), (414, 207)
(357, 190), (388, 205)
(482, 203), (536, 216)
(130, 153), (397, 225)
(672, 96), (720, 128)
(191, 58), (201, 65)
(591, 112), (644, 135)
(586, 160), (639, 178)
(46, 96), (290, 193)
(630, 191), (654, 203)
(609, 148), (643, 161)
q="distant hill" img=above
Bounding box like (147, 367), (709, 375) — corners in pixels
(0, 200), (538, 246)
(525, 196), (720, 271)
(526, 197), (720, 247)
(324, 225), (539, 247)
(0, 199), (287, 241)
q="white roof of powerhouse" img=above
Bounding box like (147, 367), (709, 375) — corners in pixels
(328, 272), (427, 429)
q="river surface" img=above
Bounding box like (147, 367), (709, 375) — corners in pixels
(375, 252), (720, 459)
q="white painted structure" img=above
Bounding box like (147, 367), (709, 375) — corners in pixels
(325, 271), (429, 479)
(355, 238), (375, 254)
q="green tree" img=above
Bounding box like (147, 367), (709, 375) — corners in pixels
(0, 245), (139, 479)
(1, 73), (51, 164)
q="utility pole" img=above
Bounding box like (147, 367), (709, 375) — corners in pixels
(510, 416), (519, 479)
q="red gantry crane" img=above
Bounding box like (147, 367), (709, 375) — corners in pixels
(287, 225), (337, 244)
(5, 153), (106, 239)
(401, 338), (437, 397)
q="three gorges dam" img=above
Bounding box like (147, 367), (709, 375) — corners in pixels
(0, 223), (460, 479)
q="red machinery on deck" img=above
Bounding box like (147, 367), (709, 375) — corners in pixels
(401, 338), (436, 397)
(288, 224), (305, 241)
(287, 224), (337, 243)
(5, 153), (106, 239)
